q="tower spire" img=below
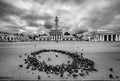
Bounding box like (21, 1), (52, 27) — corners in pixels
(55, 16), (59, 30)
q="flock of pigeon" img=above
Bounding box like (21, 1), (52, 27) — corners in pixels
(19, 49), (98, 80)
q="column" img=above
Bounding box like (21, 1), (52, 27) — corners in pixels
(118, 35), (119, 41)
(119, 35), (120, 41)
(117, 35), (119, 41)
(103, 35), (104, 41)
(101, 35), (103, 41)
(2, 36), (4, 40)
(56, 34), (57, 41)
(54, 34), (55, 41)
(100, 35), (102, 41)
(111, 35), (113, 42)
(115, 34), (118, 41)
(107, 35), (109, 42)
(59, 34), (60, 40)
(10, 37), (11, 41)
(57, 34), (58, 40)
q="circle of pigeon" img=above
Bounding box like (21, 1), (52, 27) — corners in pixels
(19, 49), (98, 79)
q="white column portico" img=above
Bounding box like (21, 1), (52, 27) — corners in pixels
(95, 33), (120, 42)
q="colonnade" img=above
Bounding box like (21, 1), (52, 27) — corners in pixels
(50, 34), (62, 41)
(96, 34), (120, 41)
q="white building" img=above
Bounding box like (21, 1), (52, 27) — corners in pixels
(80, 31), (120, 42)
(63, 35), (76, 41)
(92, 31), (120, 42)
(49, 29), (63, 41)
(35, 17), (75, 41)
(0, 33), (29, 42)
(35, 36), (50, 41)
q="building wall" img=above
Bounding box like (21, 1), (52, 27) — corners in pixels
(92, 33), (120, 42)
(0, 34), (29, 42)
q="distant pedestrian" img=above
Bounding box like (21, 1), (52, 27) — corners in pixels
(68, 61), (70, 63)
(48, 76), (50, 78)
(38, 56), (41, 58)
(19, 55), (22, 58)
(109, 68), (113, 72)
(24, 53), (27, 56)
(38, 75), (41, 80)
(19, 65), (23, 68)
(109, 74), (114, 79)
(115, 75), (119, 78)
(48, 58), (51, 61)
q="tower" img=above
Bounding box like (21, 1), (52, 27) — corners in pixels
(49, 16), (63, 41)
(55, 16), (59, 30)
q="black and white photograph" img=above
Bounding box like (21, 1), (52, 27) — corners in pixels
(0, 0), (120, 80)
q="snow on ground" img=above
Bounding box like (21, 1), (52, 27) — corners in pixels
(0, 41), (120, 80)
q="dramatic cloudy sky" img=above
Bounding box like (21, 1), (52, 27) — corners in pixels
(0, 0), (120, 34)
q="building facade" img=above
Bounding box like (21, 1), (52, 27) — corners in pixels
(35, 17), (75, 41)
(49, 29), (63, 41)
(63, 35), (76, 41)
(0, 33), (29, 42)
(35, 36), (50, 41)
(92, 32), (120, 42)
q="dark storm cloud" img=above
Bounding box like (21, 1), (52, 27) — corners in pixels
(28, 22), (39, 27)
(34, 0), (86, 5)
(2, 25), (25, 33)
(34, 0), (48, 4)
(22, 14), (51, 21)
(109, 0), (120, 13)
(85, 0), (120, 30)
(22, 13), (52, 27)
(0, 0), (23, 17)
(72, 27), (89, 34)
(1, 0), (120, 34)
(55, 0), (86, 5)
(6, 26), (25, 30)
(44, 21), (53, 29)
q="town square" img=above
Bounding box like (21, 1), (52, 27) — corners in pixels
(0, 0), (120, 80)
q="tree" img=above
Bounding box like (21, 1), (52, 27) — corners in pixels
(73, 34), (77, 37)
(64, 32), (70, 35)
